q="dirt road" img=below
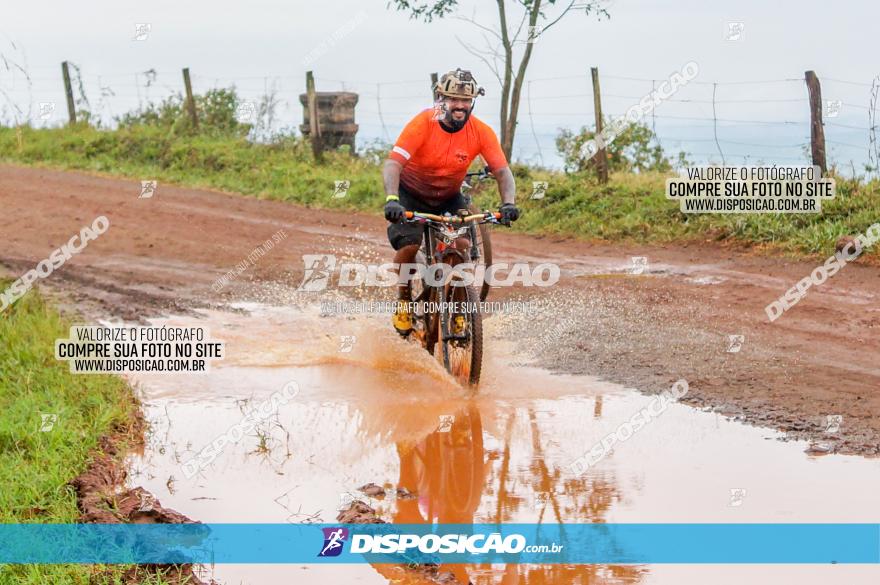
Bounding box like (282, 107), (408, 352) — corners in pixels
(1, 164), (878, 455)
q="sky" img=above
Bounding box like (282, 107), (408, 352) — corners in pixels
(2, 0), (878, 169)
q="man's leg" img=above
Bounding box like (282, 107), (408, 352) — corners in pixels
(387, 221), (422, 335)
(394, 244), (420, 301)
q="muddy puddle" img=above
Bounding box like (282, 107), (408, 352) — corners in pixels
(125, 302), (880, 585)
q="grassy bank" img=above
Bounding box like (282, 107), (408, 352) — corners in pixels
(0, 283), (176, 584)
(1, 125), (878, 257)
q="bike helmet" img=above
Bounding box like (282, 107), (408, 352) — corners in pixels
(434, 69), (486, 100)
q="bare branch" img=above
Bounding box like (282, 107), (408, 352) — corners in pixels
(456, 36), (503, 87)
(479, 33), (506, 86)
(452, 14), (502, 41)
(541, 0), (578, 32)
(510, 3), (532, 43)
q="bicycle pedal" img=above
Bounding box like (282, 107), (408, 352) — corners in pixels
(451, 315), (467, 335)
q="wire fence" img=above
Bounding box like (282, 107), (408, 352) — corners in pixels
(1, 63), (878, 173)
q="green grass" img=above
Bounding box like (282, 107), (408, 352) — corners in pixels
(1, 124), (878, 259)
(0, 282), (183, 584)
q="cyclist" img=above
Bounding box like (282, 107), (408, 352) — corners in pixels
(383, 68), (519, 335)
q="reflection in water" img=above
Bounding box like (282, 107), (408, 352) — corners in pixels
(368, 404), (647, 585)
(126, 304), (880, 585)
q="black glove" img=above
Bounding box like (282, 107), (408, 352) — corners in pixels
(500, 202), (519, 223)
(384, 199), (405, 223)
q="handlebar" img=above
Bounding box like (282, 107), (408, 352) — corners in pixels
(404, 210), (502, 224)
(464, 166), (492, 181)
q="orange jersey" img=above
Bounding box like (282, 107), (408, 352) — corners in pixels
(388, 109), (508, 202)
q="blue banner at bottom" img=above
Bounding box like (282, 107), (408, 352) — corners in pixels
(0, 523), (877, 564)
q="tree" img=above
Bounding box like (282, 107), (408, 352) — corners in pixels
(388, 0), (609, 160)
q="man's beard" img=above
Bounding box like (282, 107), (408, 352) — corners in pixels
(444, 107), (471, 130)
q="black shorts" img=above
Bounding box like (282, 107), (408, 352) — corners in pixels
(387, 187), (471, 250)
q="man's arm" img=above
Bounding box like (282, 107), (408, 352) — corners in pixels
(383, 159), (402, 197)
(385, 111), (428, 200)
(475, 119), (516, 207)
(382, 159), (406, 223)
(494, 166), (516, 205)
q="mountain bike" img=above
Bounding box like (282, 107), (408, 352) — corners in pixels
(402, 208), (506, 386)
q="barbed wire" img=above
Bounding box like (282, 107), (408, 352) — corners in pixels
(1, 65), (877, 172)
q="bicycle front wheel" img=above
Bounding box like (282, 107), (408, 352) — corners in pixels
(436, 283), (483, 386)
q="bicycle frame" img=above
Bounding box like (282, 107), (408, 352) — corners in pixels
(405, 210), (501, 270)
(403, 211), (501, 355)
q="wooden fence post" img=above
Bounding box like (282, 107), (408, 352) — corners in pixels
(306, 71), (323, 161)
(805, 70), (827, 174)
(430, 72), (438, 101)
(61, 61), (76, 125)
(590, 67), (609, 184)
(182, 68), (199, 129)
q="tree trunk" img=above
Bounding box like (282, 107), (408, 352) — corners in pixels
(497, 0), (542, 161)
(496, 0), (513, 159)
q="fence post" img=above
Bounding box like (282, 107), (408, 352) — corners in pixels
(61, 61), (76, 125)
(590, 67), (609, 184)
(805, 70), (827, 174)
(305, 71), (323, 161)
(182, 68), (199, 130)
(430, 72), (438, 101)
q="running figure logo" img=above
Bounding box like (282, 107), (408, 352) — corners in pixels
(318, 527), (349, 557)
(297, 254), (337, 291)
